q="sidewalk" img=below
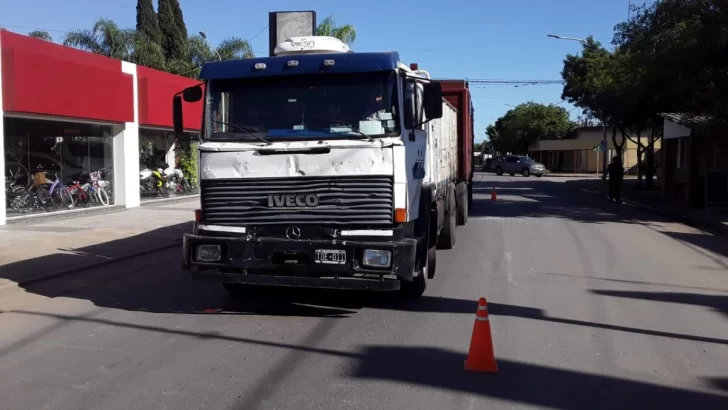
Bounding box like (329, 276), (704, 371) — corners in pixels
(0, 198), (197, 289)
(567, 178), (728, 237)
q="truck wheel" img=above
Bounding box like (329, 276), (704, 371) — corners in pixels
(495, 166), (504, 176)
(437, 184), (457, 250)
(509, 172), (515, 176)
(456, 182), (468, 226)
(427, 246), (437, 279)
(401, 251), (428, 298)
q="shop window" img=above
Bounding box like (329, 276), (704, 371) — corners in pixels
(139, 128), (199, 201)
(4, 117), (115, 216)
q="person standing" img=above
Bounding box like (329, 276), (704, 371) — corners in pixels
(605, 155), (625, 203)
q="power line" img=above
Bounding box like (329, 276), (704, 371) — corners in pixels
(468, 79), (564, 85)
(0, 23), (69, 34)
(248, 24), (269, 42)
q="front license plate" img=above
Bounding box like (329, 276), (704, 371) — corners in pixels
(315, 249), (346, 264)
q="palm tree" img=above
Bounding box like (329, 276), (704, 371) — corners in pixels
(316, 16), (356, 46)
(185, 34), (254, 78)
(188, 34), (254, 64)
(28, 30), (53, 41)
(63, 18), (165, 70)
(63, 18), (132, 59)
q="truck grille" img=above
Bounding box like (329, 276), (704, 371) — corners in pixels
(201, 176), (394, 226)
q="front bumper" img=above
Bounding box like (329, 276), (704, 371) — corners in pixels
(182, 232), (417, 290)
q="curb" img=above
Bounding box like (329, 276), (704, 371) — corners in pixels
(1, 239), (182, 290)
(5, 204), (126, 226)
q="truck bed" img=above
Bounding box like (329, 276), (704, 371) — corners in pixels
(438, 80), (475, 184)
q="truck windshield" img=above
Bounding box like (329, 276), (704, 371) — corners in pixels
(204, 71), (400, 142)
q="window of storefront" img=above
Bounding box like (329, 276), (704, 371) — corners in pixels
(4, 117), (115, 216)
(139, 128), (199, 201)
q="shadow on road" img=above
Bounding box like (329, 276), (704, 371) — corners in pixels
(0, 222), (191, 286)
(470, 176), (660, 225)
(471, 175), (728, 261)
(4, 307), (727, 409)
(591, 289), (728, 319)
(350, 346), (728, 410)
(487, 301), (728, 345)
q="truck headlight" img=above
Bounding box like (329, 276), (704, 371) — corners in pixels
(196, 244), (221, 262)
(362, 249), (392, 268)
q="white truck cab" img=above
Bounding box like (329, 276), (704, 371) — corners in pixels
(174, 36), (460, 298)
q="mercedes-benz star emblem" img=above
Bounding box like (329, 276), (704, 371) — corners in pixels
(285, 226), (301, 240)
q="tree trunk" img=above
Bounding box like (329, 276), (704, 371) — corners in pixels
(636, 143), (644, 188)
(645, 130), (656, 190)
(602, 122), (608, 172)
(612, 126), (625, 156)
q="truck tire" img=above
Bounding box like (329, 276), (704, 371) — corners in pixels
(495, 166), (504, 176)
(401, 250), (428, 298)
(456, 182), (468, 226)
(437, 184), (457, 250)
(427, 246), (437, 279)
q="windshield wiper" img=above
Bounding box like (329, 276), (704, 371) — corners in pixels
(211, 120), (270, 144)
(323, 119), (374, 142)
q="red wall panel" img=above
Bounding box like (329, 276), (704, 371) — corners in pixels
(137, 66), (204, 131)
(1, 30), (134, 122)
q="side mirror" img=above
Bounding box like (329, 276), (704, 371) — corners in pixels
(183, 85), (203, 102)
(423, 81), (443, 120)
(173, 95), (184, 135)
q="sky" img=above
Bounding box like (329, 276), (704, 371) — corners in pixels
(0, 0), (636, 142)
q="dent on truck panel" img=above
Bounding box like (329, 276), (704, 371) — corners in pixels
(199, 148), (394, 179)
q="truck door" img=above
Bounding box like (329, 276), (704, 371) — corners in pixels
(402, 74), (427, 221)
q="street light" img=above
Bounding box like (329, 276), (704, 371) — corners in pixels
(546, 34), (587, 44)
(199, 31), (222, 61)
(199, 31), (225, 129)
(548, 33), (607, 169)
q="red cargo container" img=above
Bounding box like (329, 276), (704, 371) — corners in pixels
(439, 79), (475, 207)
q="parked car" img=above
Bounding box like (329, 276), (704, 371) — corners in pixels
(493, 155), (545, 177)
(481, 157), (493, 172)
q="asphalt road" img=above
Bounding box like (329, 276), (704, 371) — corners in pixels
(1, 173), (727, 410)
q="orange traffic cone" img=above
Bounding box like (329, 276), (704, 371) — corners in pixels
(464, 297), (498, 373)
(491, 187), (497, 202)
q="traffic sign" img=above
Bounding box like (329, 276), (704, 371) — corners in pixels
(593, 140), (608, 152)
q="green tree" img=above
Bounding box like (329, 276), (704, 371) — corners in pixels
(157, 0), (186, 61)
(63, 18), (165, 70)
(136, 0), (161, 45)
(615, 0), (727, 128)
(486, 102), (574, 154)
(184, 34), (254, 78)
(64, 19), (130, 59)
(316, 16), (357, 45)
(170, 0), (189, 43)
(28, 30), (53, 41)
(560, 38), (637, 168)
